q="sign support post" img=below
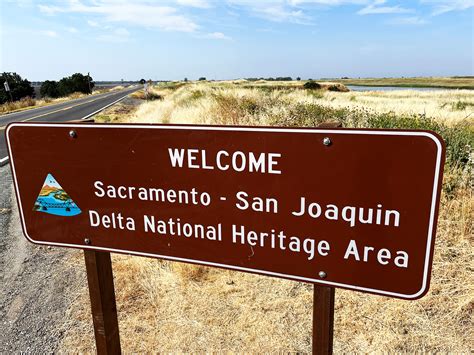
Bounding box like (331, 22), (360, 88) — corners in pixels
(311, 122), (339, 355)
(312, 285), (335, 355)
(84, 250), (121, 355)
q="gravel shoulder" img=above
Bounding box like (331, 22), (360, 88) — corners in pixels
(0, 165), (83, 352)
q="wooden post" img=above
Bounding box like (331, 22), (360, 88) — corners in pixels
(84, 250), (121, 355)
(312, 285), (335, 355)
(316, 121), (343, 129)
(312, 121), (339, 355)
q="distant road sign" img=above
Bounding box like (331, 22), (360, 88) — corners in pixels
(4, 81), (10, 92)
(6, 123), (445, 299)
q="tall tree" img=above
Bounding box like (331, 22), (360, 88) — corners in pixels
(58, 73), (94, 96)
(0, 72), (34, 104)
(40, 80), (60, 98)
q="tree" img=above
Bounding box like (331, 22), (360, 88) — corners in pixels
(58, 73), (94, 96)
(296, 77), (301, 81)
(184, 77), (188, 82)
(40, 80), (60, 98)
(198, 77), (206, 81)
(139, 79), (146, 84)
(0, 72), (34, 104)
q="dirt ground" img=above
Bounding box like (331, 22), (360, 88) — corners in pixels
(0, 165), (84, 352)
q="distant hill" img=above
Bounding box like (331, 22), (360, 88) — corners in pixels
(39, 185), (60, 196)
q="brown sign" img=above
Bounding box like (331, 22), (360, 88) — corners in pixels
(6, 123), (445, 299)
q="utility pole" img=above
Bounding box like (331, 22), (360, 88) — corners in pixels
(87, 72), (91, 94)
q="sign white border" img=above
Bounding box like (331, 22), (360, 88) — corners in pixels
(6, 123), (444, 299)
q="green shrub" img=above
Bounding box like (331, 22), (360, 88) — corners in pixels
(147, 92), (163, 101)
(40, 80), (60, 98)
(212, 92), (272, 125)
(268, 101), (473, 173)
(303, 81), (321, 90)
(190, 90), (205, 101)
(366, 113), (473, 169)
(451, 101), (474, 111)
(58, 73), (94, 96)
(307, 90), (324, 99)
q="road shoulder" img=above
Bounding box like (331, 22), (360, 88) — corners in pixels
(0, 165), (84, 352)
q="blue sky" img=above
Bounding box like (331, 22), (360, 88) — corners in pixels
(0, 0), (472, 81)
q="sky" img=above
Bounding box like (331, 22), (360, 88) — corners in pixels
(0, 0), (473, 81)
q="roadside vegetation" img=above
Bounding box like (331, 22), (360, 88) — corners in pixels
(1, 72), (126, 115)
(39, 73), (94, 98)
(0, 72), (34, 104)
(62, 80), (473, 352)
(0, 86), (127, 115)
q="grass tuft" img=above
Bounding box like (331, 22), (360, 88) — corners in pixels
(0, 96), (36, 113)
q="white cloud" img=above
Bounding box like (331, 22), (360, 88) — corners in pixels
(38, 0), (199, 32)
(176, 0), (211, 8)
(259, 6), (312, 23)
(204, 31), (232, 40)
(228, 1), (313, 24)
(67, 27), (79, 33)
(357, 0), (413, 15)
(387, 16), (428, 25)
(38, 4), (62, 15)
(40, 30), (59, 37)
(288, 0), (368, 5)
(421, 0), (474, 15)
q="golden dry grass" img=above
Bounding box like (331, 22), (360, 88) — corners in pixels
(0, 87), (128, 115)
(60, 81), (474, 352)
(120, 82), (474, 125)
(0, 93), (89, 115)
(0, 96), (37, 114)
(286, 89), (474, 125)
(330, 76), (474, 90)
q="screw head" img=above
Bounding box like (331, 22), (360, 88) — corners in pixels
(318, 271), (327, 279)
(69, 130), (77, 138)
(84, 238), (91, 245)
(323, 137), (331, 146)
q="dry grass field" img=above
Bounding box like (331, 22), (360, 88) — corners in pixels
(61, 81), (473, 352)
(329, 76), (474, 90)
(121, 81), (474, 125)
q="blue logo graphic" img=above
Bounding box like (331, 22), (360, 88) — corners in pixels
(33, 173), (81, 217)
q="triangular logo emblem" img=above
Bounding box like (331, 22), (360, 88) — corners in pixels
(33, 173), (81, 216)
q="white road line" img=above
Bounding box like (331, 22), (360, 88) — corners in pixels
(0, 89), (135, 165)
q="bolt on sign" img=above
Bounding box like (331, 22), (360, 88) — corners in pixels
(7, 123), (445, 299)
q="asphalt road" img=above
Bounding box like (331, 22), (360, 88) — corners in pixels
(0, 86), (140, 165)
